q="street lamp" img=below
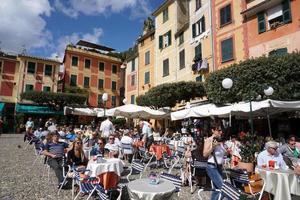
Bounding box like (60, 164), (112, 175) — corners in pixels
(102, 93), (108, 117)
(123, 98), (127, 105)
(222, 78), (274, 135)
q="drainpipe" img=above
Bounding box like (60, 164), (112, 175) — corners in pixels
(209, 0), (215, 72)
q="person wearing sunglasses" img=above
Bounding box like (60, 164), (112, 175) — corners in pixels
(67, 138), (88, 167)
(257, 141), (287, 170)
(91, 137), (106, 157)
(104, 135), (119, 158)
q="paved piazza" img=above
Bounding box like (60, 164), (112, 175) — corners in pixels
(0, 134), (210, 200)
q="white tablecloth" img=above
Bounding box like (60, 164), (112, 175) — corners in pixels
(86, 158), (124, 177)
(128, 178), (175, 200)
(257, 168), (300, 200)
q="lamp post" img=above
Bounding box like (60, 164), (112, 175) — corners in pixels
(264, 86), (274, 136)
(102, 93), (108, 117)
(222, 78), (274, 135)
(123, 98), (127, 105)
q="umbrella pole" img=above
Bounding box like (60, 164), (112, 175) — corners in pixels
(267, 108), (272, 137)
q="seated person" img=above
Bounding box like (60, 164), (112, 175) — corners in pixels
(104, 135), (119, 158)
(120, 131), (133, 162)
(279, 135), (299, 160)
(257, 141), (287, 169)
(34, 128), (43, 139)
(91, 137), (106, 157)
(67, 138), (88, 167)
(42, 132), (69, 188)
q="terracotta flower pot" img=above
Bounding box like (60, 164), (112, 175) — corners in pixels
(238, 162), (254, 172)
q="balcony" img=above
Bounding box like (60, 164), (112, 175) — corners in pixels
(242, 0), (282, 18)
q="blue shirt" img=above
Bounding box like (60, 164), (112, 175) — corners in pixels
(65, 133), (77, 141)
(45, 142), (68, 158)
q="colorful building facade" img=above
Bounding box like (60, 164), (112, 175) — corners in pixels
(242, 0), (300, 58)
(63, 40), (122, 108)
(125, 55), (139, 104)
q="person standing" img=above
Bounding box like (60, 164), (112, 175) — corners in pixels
(25, 117), (34, 131)
(203, 126), (226, 200)
(100, 117), (114, 139)
(0, 116), (3, 136)
(141, 120), (153, 150)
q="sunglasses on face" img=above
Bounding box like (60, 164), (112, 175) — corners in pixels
(109, 138), (114, 140)
(98, 142), (103, 145)
(76, 142), (82, 145)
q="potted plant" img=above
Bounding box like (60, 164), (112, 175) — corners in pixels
(238, 132), (264, 172)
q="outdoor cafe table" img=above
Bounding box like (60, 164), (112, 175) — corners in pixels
(127, 178), (175, 200)
(150, 144), (171, 160)
(86, 158), (124, 190)
(257, 167), (300, 200)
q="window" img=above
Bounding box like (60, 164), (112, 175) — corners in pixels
(221, 37), (234, 62)
(179, 33), (184, 45)
(99, 62), (105, 71)
(98, 94), (103, 105)
(192, 16), (205, 38)
(163, 8), (169, 23)
(196, 75), (202, 82)
(131, 74), (136, 86)
(144, 71), (150, 84)
(98, 79), (104, 90)
(85, 59), (91, 69)
(159, 30), (172, 49)
(282, 0), (292, 23)
(84, 77), (90, 88)
(112, 64), (117, 74)
(112, 81), (117, 90)
(43, 86), (51, 92)
(44, 64), (52, 76)
(27, 62), (36, 74)
(131, 95), (135, 104)
(0, 61), (2, 73)
(70, 75), (77, 86)
(131, 59), (135, 72)
(111, 96), (116, 107)
(25, 84), (34, 92)
(269, 48), (288, 57)
(257, 12), (266, 33)
(179, 49), (185, 69)
(220, 4), (232, 27)
(196, 0), (201, 11)
(163, 59), (169, 77)
(72, 56), (78, 66)
(195, 43), (202, 61)
(145, 51), (150, 65)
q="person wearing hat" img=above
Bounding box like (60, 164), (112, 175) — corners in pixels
(257, 141), (287, 170)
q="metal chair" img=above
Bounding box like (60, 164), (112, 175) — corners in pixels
(126, 159), (146, 182)
(160, 172), (182, 196)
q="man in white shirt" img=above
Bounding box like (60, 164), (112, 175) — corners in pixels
(25, 117), (34, 131)
(104, 135), (119, 158)
(100, 117), (115, 138)
(257, 141), (287, 169)
(140, 120), (153, 149)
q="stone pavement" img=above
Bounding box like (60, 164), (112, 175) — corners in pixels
(0, 134), (210, 200)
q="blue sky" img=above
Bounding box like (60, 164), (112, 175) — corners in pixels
(0, 0), (164, 60)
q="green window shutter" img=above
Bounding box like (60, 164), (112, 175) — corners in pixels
(277, 48), (288, 55)
(257, 12), (266, 33)
(84, 77), (89, 88)
(112, 81), (117, 90)
(70, 75), (77, 86)
(159, 35), (163, 49)
(43, 86), (51, 92)
(282, 0), (292, 23)
(168, 31), (172, 46)
(201, 16), (206, 33)
(144, 72), (150, 84)
(221, 38), (233, 62)
(72, 57), (78, 66)
(99, 62), (105, 71)
(194, 43), (202, 61)
(98, 79), (103, 89)
(131, 95), (135, 104)
(192, 24), (196, 38)
(45, 65), (52, 76)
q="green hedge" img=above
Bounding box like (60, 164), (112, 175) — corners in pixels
(21, 91), (87, 109)
(136, 81), (206, 108)
(205, 52), (300, 104)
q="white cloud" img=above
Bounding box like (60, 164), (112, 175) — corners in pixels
(54, 0), (151, 19)
(51, 27), (104, 62)
(0, 0), (52, 53)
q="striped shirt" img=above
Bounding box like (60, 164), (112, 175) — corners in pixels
(45, 142), (68, 158)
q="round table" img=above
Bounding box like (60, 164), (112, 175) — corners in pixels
(257, 167), (300, 200)
(128, 178), (175, 200)
(86, 158), (124, 189)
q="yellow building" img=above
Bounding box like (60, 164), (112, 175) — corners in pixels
(137, 30), (155, 95)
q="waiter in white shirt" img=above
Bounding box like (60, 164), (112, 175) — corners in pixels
(100, 117), (115, 139)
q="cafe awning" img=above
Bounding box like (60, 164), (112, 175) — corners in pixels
(16, 104), (63, 115)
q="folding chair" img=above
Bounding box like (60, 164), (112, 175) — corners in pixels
(31, 147), (44, 168)
(229, 168), (265, 200)
(189, 158), (208, 193)
(127, 159), (146, 182)
(121, 142), (133, 162)
(160, 172), (182, 196)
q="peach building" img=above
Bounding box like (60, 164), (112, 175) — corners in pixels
(242, 0), (300, 57)
(125, 55), (139, 104)
(63, 40), (122, 108)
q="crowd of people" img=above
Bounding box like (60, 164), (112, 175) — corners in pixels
(22, 116), (300, 199)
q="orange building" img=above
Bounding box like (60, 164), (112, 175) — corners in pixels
(63, 40), (122, 108)
(212, 0), (248, 69)
(242, 0), (300, 57)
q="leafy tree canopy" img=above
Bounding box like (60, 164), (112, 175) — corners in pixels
(21, 91), (87, 110)
(205, 52), (300, 104)
(136, 81), (206, 108)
